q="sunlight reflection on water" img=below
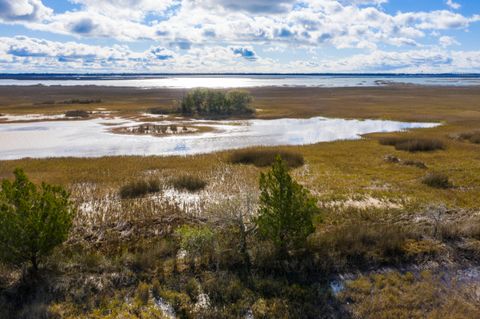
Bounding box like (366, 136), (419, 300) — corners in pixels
(1, 75), (480, 88)
(0, 117), (439, 159)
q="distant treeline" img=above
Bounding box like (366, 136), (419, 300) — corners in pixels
(179, 89), (254, 116)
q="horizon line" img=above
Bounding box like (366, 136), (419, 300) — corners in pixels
(1, 72), (480, 77)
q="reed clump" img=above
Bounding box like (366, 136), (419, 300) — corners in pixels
(229, 149), (304, 168)
(119, 178), (161, 199)
(379, 137), (444, 152)
(170, 175), (207, 192)
(422, 173), (452, 189)
(65, 110), (90, 118)
(458, 131), (480, 144)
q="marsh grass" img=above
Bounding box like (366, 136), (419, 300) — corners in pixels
(311, 222), (418, 270)
(65, 110), (90, 118)
(379, 137), (444, 152)
(170, 175), (207, 192)
(148, 107), (177, 115)
(4, 86), (480, 318)
(403, 160), (427, 169)
(229, 149), (304, 168)
(135, 282), (150, 306)
(340, 270), (480, 319)
(119, 178), (161, 199)
(63, 99), (102, 104)
(422, 173), (452, 189)
(458, 131), (480, 144)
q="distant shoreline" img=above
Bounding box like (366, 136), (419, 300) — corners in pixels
(1, 74), (480, 89)
(1, 73), (480, 77)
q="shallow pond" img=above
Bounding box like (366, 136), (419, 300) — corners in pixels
(0, 116), (439, 159)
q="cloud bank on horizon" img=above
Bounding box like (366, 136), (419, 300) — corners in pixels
(0, 0), (479, 73)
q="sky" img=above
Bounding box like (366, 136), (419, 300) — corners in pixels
(0, 0), (479, 73)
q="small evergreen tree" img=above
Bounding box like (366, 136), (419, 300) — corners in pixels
(256, 156), (317, 255)
(0, 169), (75, 271)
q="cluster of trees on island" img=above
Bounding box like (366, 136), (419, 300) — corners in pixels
(178, 89), (255, 117)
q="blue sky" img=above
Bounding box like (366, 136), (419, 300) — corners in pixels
(0, 0), (479, 73)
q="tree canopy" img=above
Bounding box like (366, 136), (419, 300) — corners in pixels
(0, 169), (75, 270)
(255, 156), (318, 254)
(179, 88), (254, 116)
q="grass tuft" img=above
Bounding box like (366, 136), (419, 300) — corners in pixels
(422, 173), (452, 189)
(170, 175), (207, 192)
(229, 149), (304, 168)
(65, 110), (90, 118)
(135, 282), (150, 306)
(403, 160), (427, 169)
(459, 131), (480, 144)
(119, 178), (161, 199)
(379, 137), (444, 152)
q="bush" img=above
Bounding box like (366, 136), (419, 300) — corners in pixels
(119, 178), (160, 199)
(379, 137), (444, 152)
(65, 110), (90, 118)
(175, 225), (215, 265)
(422, 173), (452, 189)
(152, 279), (162, 299)
(170, 175), (207, 192)
(179, 89), (254, 117)
(0, 169), (75, 271)
(256, 156), (318, 254)
(230, 149), (305, 168)
(135, 282), (150, 306)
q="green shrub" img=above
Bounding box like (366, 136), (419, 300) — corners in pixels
(256, 156), (318, 254)
(0, 169), (75, 271)
(135, 282), (150, 306)
(170, 175), (207, 192)
(119, 178), (160, 199)
(422, 173), (452, 189)
(230, 149), (304, 168)
(185, 278), (200, 301)
(152, 279), (162, 299)
(175, 225), (215, 261)
(180, 89), (254, 116)
(379, 137), (444, 152)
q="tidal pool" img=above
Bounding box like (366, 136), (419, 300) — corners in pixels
(0, 117), (439, 160)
